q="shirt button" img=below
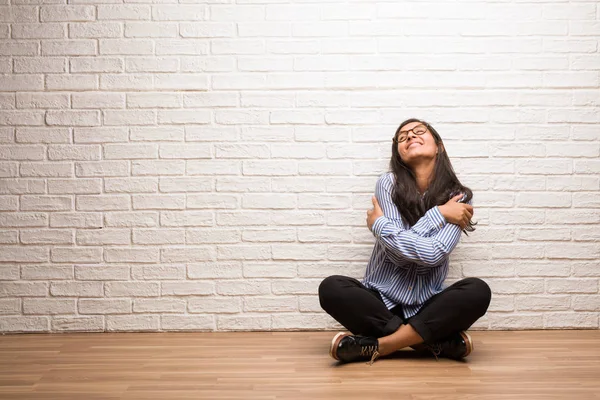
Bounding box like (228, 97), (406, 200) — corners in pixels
(408, 286), (412, 290)
(439, 223), (443, 227)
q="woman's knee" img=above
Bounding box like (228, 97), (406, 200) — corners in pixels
(467, 277), (492, 311)
(318, 275), (347, 309)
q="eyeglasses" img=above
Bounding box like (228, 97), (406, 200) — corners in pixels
(393, 123), (428, 143)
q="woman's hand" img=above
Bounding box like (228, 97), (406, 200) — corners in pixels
(367, 195), (384, 231)
(438, 193), (474, 230)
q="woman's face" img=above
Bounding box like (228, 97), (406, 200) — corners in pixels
(395, 122), (438, 166)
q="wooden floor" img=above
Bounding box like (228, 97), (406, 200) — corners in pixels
(0, 330), (599, 400)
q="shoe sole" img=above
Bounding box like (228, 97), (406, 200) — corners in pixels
(460, 331), (473, 358)
(329, 332), (349, 360)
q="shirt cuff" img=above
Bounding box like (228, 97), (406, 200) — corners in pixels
(371, 215), (389, 237)
(425, 206), (447, 230)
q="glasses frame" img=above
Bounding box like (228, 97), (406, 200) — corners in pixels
(393, 123), (429, 144)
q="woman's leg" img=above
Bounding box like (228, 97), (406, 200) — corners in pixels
(405, 277), (492, 345)
(318, 275), (405, 338)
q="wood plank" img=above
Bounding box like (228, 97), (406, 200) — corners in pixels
(0, 331), (598, 399)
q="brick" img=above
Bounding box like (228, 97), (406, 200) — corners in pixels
(48, 145), (101, 161)
(187, 261), (242, 279)
(155, 40), (208, 55)
(160, 247), (216, 263)
(76, 195), (129, 211)
(104, 248), (159, 263)
(70, 57), (123, 73)
(187, 228), (240, 244)
(21, 265), (72, 280)
(0, 282), (48, 297)
(544, 312), (598, 329)
(134, 299), (185, 313)
(79, 299), (131, 314)
(0, 111), (45, 126)
(187, 194), (237, 209)
(125, 22), (177, 38)
(0, 179), (45, 195)
(0, 299), (20, 314)
(0, 162), (18, 178)
(17, 94), (70, 109)
(0, 6), (38, 23)
(243, 263), (296, 278)
(46, 111), (100, 127)
(50, 212), (102, 228)
(100, 39), (153, 55)
(159, 144), (211, 159)
(132, 194), (185, 210)
(20, 229), (74, 244)
(131, 160), (184, 176)
(107, 315), (159, 332)
(23, 299), (76, 315)
(41, 6), (94, 22)
(0, 212), (47, 227)
(0, 41), (39, 56)
(104, 110), (156, 126)
(160, 211), (213, 227)
(161, 315), (215, 331)
(105, 282), (159, 297)
(0, 230), (18, 244)
(133, 229), (185, 245)
(131, 265), (185, 280)
(42, 40), (96, 56)
(77, 229), (130, 245)
(180, 22), (234, 38)
(104, 212), (158, 228)
(14, 57), (66, 73)
(21, 195), (72, 211)
(183, 92), (238, 107)
(72, 93), (125, 109)
(51, 247), (102, 263)
(75, 161), (129, 177)
(0, 145), (44, 160)
(69, 22), (122, 38)
(0, 316), (49, 332)
(130, 127), (184, 141)
(127, 92), (181, 108)
(189, 297), (241, 314)
(100, 74), (153, 90)
(0, 196), (17, 210)
(159, 177), (212, 193)
(125, 57), (178, 73)
(74, 127), (128, 143)
(162, 281), (214, 295)
(98, 5), (151, 20)
(105, 178), (158, 193)
(186, 160), (240, 175)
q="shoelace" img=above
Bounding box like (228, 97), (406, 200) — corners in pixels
(359, 345), (380, 366)
(367, 350), (380, 366)
(426, 343), (442, 361)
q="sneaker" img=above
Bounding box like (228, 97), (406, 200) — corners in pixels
(424, 331), (473, 361)
(329, 332), (380, 365)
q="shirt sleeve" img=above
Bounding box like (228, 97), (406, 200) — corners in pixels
(373, 173), (448, 236)
(370, 173), (464, 267)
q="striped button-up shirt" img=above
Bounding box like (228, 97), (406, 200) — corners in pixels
(362, 172), (471, 319)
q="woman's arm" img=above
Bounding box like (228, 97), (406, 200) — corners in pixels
(370, 174), (465, 267)
(374, 172), (449, 237)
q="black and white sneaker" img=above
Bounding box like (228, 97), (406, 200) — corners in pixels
(329, 332), (380, 365)
(424, 331), (473, 361)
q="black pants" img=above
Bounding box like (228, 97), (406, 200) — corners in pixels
(318, 275), (492, 344)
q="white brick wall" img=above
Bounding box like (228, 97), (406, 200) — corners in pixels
(0, 1), (599, 334)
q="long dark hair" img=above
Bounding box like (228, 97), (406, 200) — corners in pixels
(390, 118), (476, 235)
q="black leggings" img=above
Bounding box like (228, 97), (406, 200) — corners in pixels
(318, 275), (492, 344)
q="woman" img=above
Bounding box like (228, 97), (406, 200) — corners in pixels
(319, 118), (492, 365)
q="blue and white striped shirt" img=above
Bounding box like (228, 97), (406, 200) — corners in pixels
(362, 172), (471, 319)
